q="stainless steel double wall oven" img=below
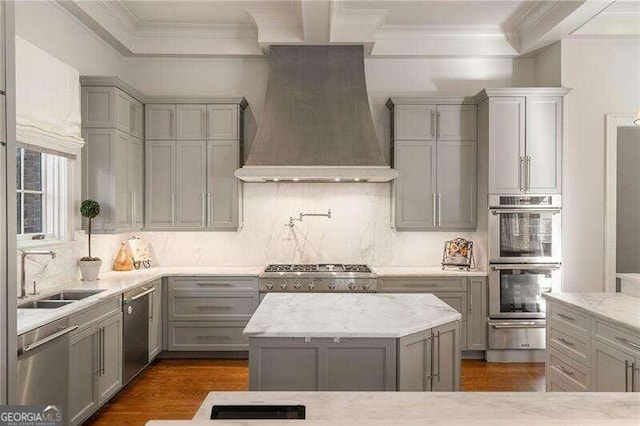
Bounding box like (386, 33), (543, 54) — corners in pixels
(488, 195), (562, 350)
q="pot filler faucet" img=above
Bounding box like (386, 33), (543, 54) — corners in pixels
(20, 250), (56, 299)
(287, 210), (332, 227)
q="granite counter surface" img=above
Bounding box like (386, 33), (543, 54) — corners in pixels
(243, 293), (461, 338)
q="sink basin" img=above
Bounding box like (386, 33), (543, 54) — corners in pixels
(45, 289), (106, 301)
(18, 300), (75, 309)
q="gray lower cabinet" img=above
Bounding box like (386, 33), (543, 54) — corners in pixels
(388, 98), (477, 231)
(249, 337), (397, 391)
(467, 278), (488, 350)
(591, 340), (637, 392)
(69, 299), (123, 426)
(166, 276), (258, 352)
(149, 279), (163, 361)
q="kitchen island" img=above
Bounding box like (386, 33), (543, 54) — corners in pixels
(243, 293), (462, 391)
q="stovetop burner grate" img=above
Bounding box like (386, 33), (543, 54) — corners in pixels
(264, 264), (372, 273)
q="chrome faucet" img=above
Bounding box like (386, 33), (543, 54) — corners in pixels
(20, 250), (56, 299)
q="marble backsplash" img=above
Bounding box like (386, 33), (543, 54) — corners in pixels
(18, 183), (486, 293)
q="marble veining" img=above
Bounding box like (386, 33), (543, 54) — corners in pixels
(17, 266), (261, 335)
(543, 292), (640, 332)
(179, 391), (640, 424)
(243, 293), (461, 338)
(373, 266), (487, 277)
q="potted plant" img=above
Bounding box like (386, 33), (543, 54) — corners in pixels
(79, 199), (102, 281)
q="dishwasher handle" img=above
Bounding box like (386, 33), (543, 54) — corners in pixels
(19, 325), (78, 355)
(125, 286), (156, 304)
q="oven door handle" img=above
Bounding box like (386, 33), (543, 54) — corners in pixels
(490, 208), (561, 215)
(490, 322), (546, 329)
(491, 264), (561, 271)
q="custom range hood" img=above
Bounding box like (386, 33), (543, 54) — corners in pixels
(235, 45), (397, 183)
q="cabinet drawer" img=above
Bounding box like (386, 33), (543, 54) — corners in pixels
(170, 276), (257, 292)
(547, 346), (590, 391)
(169, 291), (257, 321)
(547, 319), (590, 366)
(70, 297), (121, 331)
(379, 277), (466, 292)
(168, 321), (248, 351)
(547, 302), (590, 335)
(546, 368), (585, 392)
(593, 319), (640, 356)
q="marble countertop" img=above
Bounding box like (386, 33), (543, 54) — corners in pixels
(373, 266), (487, 277)
(543, 292), (640, 332)
(146, 391), (640, 425)
(17, 266), (262, 335)
(243, 293), (461, 338)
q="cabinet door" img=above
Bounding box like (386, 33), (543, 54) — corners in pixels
(526, 96), (562, 193)
(467, 278), (488, 350)
(81, 86), (116, 128)
(436, 140), (476, 229)
(146, 104), (176, 140)
(149, 280), (163, 361)
(207, 105), (239, 140)
(82, 129), (116, 232)
(176, 140), (207, 228)
(431, 321), (461, 391)
(591, 340), (635, 391)
(397, 329), (432, 391)
(115, 89), (132, 134)
(488, 97), (525, 194)
(394, 140), (437, 230)
(177, 104), (207, 140)
(69, 326), (98, 426)
(131, 100), (144, 138)
(207, 140), (240, 230)
(394, 105), (436, 141)
(129, 136), (144, 228)
(97, 313), (123, 404)
(145, 141), (176, 228)
(436, 105), (477, 141)
(115, 130), (131, 229)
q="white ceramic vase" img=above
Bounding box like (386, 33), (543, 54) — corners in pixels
(79, 259), (102, 281)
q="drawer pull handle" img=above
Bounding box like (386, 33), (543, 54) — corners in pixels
(196, 305), (232, 310)
(195, 283), (232, 287)
(557, 313), (575, 322)
(557, 366), (575, 378)
(616, 336), (640, 351)
(196, 335), (232, 340)
(557, 337), (575, 347)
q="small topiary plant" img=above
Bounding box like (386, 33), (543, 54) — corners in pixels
(80, 199), (101, 261)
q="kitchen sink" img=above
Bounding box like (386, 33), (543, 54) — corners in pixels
(45, 289), (106, 301)
(18, 300), (75, 309)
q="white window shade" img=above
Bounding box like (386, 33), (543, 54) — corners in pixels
(15, 36), (84, 158)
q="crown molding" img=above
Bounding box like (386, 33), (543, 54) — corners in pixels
(474, 87), (572, 103)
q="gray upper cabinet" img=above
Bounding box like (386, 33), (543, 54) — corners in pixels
(81, 79), (145, 233)
(207, 104), (239, 140)
(177, 104), (207, 140)
(176, 140), (207, 229)
(145, 100), (246, 231)
(145, 140), (176, 228)
(393, 140), (437, 230)
(388, 98), (477, 231)
(146, 104), (176, 140)
(526, 96), (562, 193)
(477, 88), (569, 195)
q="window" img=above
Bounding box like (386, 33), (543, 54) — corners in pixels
(16, 147), (68, 243)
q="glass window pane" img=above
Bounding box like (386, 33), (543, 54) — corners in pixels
(23, 193), (43, 234)
(16, 148), (22, 189)
(16, 193), (22, 234)
(23, 149), (42, 191)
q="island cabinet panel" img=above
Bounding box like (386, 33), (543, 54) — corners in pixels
(432, 321), (461, 391)
(249, 337), (397, 391)
(467, 278), (488, 350)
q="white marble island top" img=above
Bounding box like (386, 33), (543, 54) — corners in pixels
(543, 292), (640, 332)
(243, 293), (461, 338)
(17, 266), (262, 335)
(144, 391), (640, 425)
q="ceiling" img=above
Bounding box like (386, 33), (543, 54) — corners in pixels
(58, 0), (640, 58)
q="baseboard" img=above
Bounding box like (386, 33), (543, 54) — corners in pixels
(462, 350), (486, 360)
(157, 350), (249, 359)
(486, 349), (545, 363)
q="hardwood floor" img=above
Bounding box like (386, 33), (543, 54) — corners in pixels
(85, 358), (545, 425)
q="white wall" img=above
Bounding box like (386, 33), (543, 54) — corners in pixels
(533, 42), (561, 86)
(561, 39), (640, 292)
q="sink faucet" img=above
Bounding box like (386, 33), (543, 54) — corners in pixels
(20, 250), (56, 299)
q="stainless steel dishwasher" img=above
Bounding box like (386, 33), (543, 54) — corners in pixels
(123, 285), (155, 384)
(17, 317), (78, 423)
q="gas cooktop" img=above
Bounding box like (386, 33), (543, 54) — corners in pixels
(260, 264), (377, 293)
(264, 264), (372, 274)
